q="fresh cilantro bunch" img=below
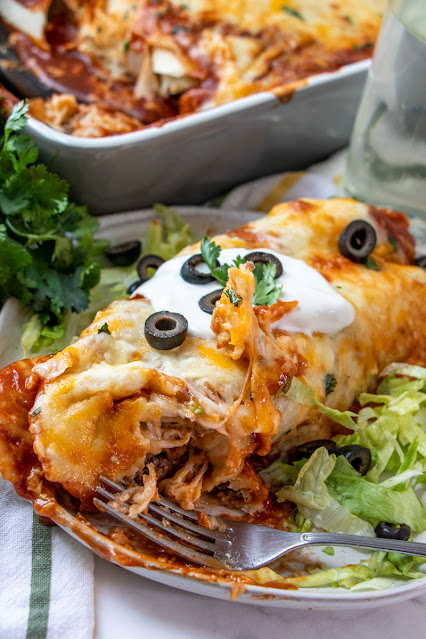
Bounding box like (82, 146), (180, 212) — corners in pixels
(0, 100), (107, 350)
(200, 236), (283, 306)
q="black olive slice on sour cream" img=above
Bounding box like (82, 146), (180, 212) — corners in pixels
(181, 254), (218, 284)
(137, 255), (165, 282)
(244, 252), (283, 278)
(199, 289), (224, 314)
(145, 311), (188, 350)
(338, 220), (377, 263)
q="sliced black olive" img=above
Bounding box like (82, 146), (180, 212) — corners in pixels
(137, 254), (165, 282)
(294, 439), (338, 460)
(181, 254), (218, 284)
(105, 240), (141, 266)
(415, 255), (426, 269)
(144, 311), (188, 350)
(198, 289), (224, 314)
(374, 521), (411, 541)
(337, 444), (371, 476)
(127, 280), (143, 295)
(244, 252), (283, 278)
(338, 220), (377, 263)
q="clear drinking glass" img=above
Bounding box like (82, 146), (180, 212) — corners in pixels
(344, 0), (426, 219)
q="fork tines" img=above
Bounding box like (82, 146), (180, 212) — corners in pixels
(93, 476), (230, 569)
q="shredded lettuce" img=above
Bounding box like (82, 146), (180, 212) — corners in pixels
(276, 448), (375, 536)
(259, 364), (426, 590)
(325, 456), (426, 533)
(20, 205), (194, 355)
(284, 377), (357, 429)
(143, 204), (194, 260)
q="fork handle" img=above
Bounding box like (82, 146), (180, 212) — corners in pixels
(301, 532), (426, 557)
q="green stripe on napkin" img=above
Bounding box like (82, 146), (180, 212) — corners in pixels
(26, 512), (52, 639)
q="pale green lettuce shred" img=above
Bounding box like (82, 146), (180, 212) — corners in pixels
(284, 377), (357, 429)
(246, 565), (376, 590)
(144, 204), (194, 260)
(276, 448), (375, 536)
(325, 456), (426, 532)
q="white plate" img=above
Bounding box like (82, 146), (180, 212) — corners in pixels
(1, 206), (426, 610)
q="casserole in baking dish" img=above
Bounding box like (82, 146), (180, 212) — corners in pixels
(1, 0), (385, 136)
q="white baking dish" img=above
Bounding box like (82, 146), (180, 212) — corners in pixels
(24, 60), (369, 214)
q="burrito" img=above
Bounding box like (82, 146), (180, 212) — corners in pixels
(0, 198), (425, 521)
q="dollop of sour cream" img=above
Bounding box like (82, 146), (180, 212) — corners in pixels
(135, 249), (355, 338)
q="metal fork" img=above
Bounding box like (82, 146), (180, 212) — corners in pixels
(94, 476), (426, 571)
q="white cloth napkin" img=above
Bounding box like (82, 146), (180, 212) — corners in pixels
(0, 479), (94, 639)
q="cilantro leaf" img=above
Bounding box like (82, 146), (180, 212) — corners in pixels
(4, 101), (29, 139)
(325, 373), (337, 396)
(252, 262), (283, 306)
(224, 288), (242, 307)
(0, 104), (108, 350)
(81, 261), (101, 291)
(364, 257), (381, 271)
(5, 134), (38, 171)
(282, 6), (304, 19)
(200, 236), (221, 272)
(0, 229), (32, 293)
(98, 323), (111, 334)
(389, 235), (398, 252)
(353, 42), (373, 51)
(211, 262), (231, 286)
(52, 236), (74, 268)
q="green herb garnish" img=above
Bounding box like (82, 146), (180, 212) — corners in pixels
(224, 288), (242, 307)
(364, 257), (381, 271)
(353, 42), (373, 51)
(97, 323), (111, 335)
(252, 262), (282, 306)
(123, 40), (130, 53)
(200, 237), (283, 307)
(325, 373), (337, 396)
(0, 100), (105, 353)
(282, 6), (304, 20)
(389, 235), (398, 252)
(322, 546), (335, 556)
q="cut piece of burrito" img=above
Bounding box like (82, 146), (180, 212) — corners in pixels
(0, 198), (425, 521)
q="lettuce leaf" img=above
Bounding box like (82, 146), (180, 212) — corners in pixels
(276, 448), (374, 536)
(284, 377), (357, 429)
(325, 456), (426, 532)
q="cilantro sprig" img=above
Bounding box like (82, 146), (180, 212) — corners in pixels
(0, 100), (107, 352)
(200, 237), (283, 307)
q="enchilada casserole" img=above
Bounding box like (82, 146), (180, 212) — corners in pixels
(1, 0), (386, 136)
